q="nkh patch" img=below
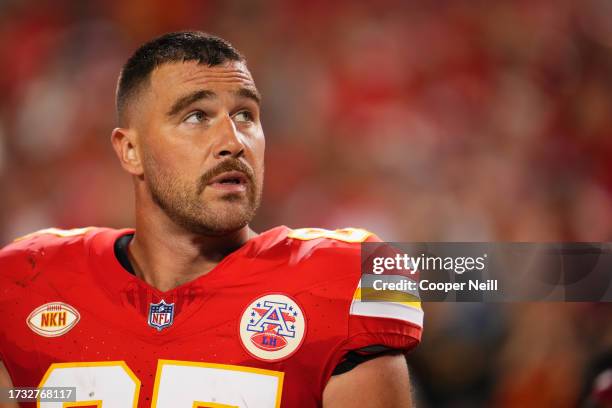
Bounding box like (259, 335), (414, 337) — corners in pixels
(239, 294), (306, 362)
(148, 299), (175, 331)
(27, 302), (80, 337)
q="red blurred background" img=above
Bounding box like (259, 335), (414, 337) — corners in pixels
(1, 1), (611, 406)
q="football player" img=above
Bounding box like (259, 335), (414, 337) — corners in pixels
(0, 32), (423, 407)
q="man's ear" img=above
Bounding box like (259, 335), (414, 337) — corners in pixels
(111, 127), (144, 176)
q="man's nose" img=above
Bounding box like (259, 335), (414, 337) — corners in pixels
(213, 114), (245, 159)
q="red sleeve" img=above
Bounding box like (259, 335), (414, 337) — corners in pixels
(343, 233), (423, 351)
(304, 230), (423, 384)
(346, 234), (423, 350)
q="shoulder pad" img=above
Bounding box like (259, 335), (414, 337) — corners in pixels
(11, 227), (98, 244)
(0, 227), (100, 280)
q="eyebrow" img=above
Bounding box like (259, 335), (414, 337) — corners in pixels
(234, 87), (262, 106)
(167, 90), (216, 117)
(167, 87), (262, 117)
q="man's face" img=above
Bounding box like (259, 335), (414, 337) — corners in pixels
(133, 60), (264, 235)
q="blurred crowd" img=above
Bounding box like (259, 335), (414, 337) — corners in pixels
(1, 0), (611, 406)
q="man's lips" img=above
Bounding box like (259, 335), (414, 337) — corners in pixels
(207, 171), (249, 192)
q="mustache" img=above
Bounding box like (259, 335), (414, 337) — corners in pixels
(197, 159), (255, 194)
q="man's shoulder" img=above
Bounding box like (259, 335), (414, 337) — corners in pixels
(0, 227), (125, 279)
(251, 225), (381, 258)
(1, 227), (116, 252)
(243, 226), (382, 290)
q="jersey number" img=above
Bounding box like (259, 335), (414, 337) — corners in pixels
(38, 360), (283, 408)
(287, 227), (372, 242)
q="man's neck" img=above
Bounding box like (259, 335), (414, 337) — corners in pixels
(128, 204), (256, 292)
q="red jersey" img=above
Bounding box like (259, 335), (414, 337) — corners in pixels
(0, 226), (423, 407)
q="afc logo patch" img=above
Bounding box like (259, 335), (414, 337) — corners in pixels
(148, 299), (174, 331)
(239, 294), (306, 362)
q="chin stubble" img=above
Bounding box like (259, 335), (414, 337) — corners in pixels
(148, 159), (262, 235)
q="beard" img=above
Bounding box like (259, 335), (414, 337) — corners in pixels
(145, 158), (262, 236)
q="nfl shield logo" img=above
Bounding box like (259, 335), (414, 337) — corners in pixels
(148, 300), (174, 331)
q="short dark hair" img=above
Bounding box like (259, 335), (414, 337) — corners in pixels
(116, 31), (244, 124)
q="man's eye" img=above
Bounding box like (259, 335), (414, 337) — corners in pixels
(234, 111), (253, 123)
(184, 111), (206, 124)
